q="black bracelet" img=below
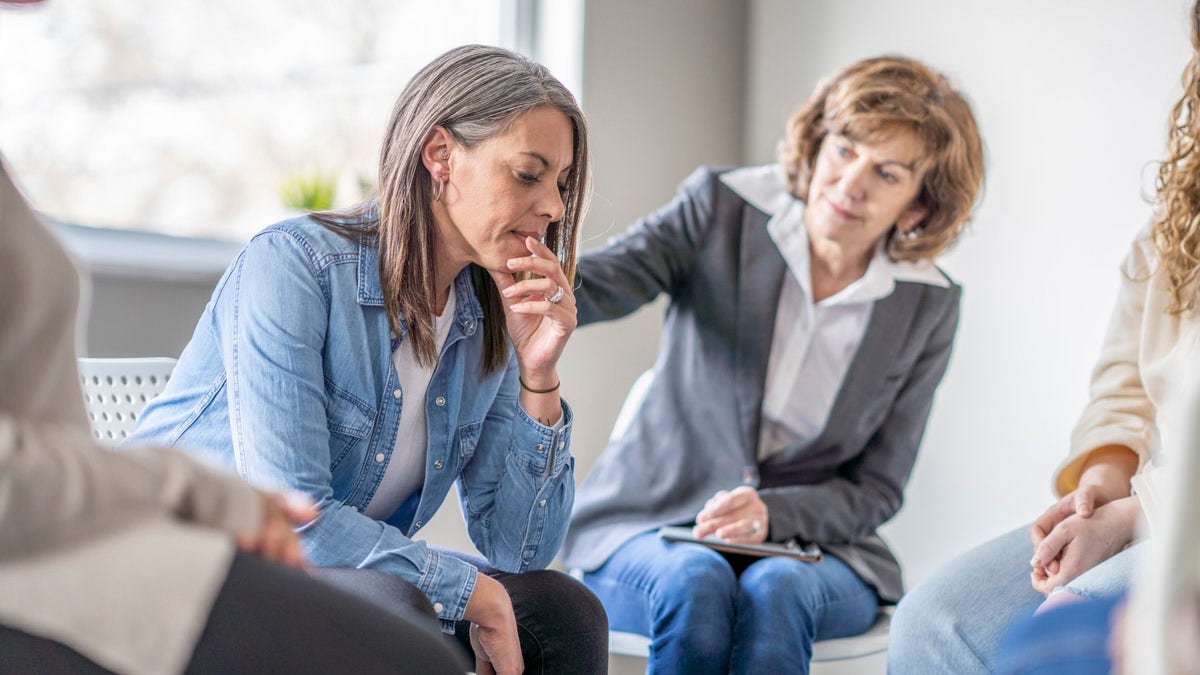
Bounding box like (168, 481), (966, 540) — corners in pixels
(519, 377), (560, 394)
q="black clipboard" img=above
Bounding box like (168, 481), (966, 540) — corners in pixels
(658, 525), (823, 562)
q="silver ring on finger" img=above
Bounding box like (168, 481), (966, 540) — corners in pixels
(547, 286), (564, 303)
(750, 520), (761, 535)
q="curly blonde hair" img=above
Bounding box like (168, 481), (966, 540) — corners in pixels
(779, 56), (984, 262)
(1153, 2), (1200, 314)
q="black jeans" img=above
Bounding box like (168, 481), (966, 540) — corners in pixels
(321, 550), (609, 674)
(0, 553), (468, 675)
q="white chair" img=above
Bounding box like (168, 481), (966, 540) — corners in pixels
(78, 357), (177, 442)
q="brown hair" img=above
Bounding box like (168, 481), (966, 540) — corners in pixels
(1152, 1), (1200, 314)
(779, 56), (984, 261)
(316, 45), (589, 373)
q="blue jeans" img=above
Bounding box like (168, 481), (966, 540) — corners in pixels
(888, 525), (1137, 675)
(994, 594), (1122, 674)
(583, 531), (879, 675)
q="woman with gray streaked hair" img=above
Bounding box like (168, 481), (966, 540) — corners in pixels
(127, 44), (606, 674)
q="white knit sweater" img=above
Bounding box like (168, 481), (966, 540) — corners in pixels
(1052, 227), (1200, 536)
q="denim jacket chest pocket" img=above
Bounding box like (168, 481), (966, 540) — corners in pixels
(325, 380), (376, 469)
(455, 419), (485, 459)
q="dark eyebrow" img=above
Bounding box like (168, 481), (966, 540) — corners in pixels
(520, 151), (572, 174)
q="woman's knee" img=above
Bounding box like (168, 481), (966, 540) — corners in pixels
(894, 529), (1033, 635)
(654, 545), (737, 600)
(892, 569), (959, 637)
(646, 547), (737, 641)
(739, 557), (810, 605)
(495, 570), (608, 674)
(737, 557), (875, 633)
(501, 569), (608, 637)
(740, 556), (810, 593)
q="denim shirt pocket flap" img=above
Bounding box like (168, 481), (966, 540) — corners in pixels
(456, 419), (485, 460)
(325, 381), (375, 439)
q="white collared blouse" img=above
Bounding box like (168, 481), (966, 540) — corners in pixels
(719, 165), (951, 458)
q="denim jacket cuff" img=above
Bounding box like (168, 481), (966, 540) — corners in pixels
(416, 547), (479, 633)
(514, 398), (573, 477)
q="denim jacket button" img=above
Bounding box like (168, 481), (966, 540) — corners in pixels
(433, 602), (445, 614)
(463, 319), (476, 335)
(536, 443), (545, 453)
(392, 388), (402, 399)
(375, 453), (385, 463)
(433, 459), (444, 469)
(539, 499), (547, 507)
(350, 505), (359, 512)
(434, 396), (446, 407)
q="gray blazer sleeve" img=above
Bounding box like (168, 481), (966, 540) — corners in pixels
(575, 167), (719, 325)
(759, 286), (961, 544)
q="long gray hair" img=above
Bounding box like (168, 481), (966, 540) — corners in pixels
(319, 44), (589, 374)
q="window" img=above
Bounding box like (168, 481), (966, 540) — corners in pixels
(0, 1), (517, 241)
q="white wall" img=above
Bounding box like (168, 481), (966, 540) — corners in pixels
(746, 0), (1192, 585)
(562, 0), (747, 480)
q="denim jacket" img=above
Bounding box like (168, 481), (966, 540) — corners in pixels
(127, 216), (575, 630)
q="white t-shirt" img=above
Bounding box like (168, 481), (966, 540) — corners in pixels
(365, 293), (457, 520)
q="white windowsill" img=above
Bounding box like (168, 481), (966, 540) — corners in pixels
(49, 220), (241, 284)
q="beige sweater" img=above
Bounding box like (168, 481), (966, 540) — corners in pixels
(0, 164), (263, 674)
(1052, 228), (1200, 535)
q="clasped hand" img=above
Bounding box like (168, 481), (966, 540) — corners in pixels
(693, 485), (770, 544)
(1027, 487), (1139, 595)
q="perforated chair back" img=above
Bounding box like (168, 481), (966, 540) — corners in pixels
(78, 357), (177, 443)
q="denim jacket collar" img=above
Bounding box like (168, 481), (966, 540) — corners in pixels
(356, 234), (486, 341)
